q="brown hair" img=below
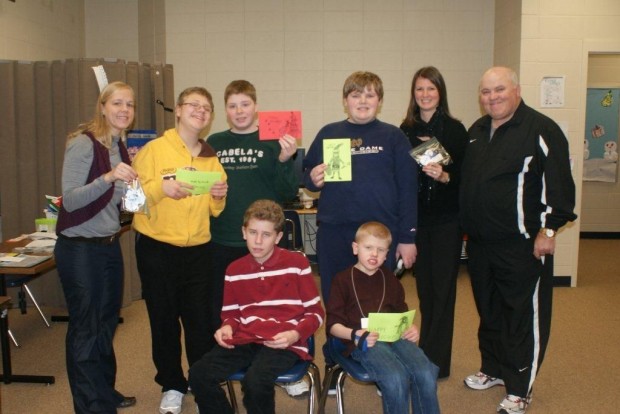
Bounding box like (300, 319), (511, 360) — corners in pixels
(68, 81), (135, 148)
(355, 221), (392, 246)
(243, 199), (285, 232)
(342, 71), (384, 100)
(224, 80), (257, 104)
(402, 66), (458, 128)
(176, 86), (214, 122)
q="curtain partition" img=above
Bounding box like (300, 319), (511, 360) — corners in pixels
(0, 58), (174, 307)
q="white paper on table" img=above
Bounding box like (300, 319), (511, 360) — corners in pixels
(28, 232), (58, 240)
(25, 239), (57, 248)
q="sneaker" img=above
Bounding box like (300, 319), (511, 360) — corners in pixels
(464, 372), (505, 390)
(159, 390), (184, 414)
(277, 379), (309, 398)
(376, 386), (382, 397)
(497, 394), (531, 414)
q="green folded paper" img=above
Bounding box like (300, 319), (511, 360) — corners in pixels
(367, 310), (416, 342)
(175, 168), (222, 195)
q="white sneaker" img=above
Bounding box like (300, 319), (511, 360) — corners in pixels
(277, 379), (309, 398)
(497, 394), (531, 414)
(464, 372), (505, 390)
(159, 390), (184, 414)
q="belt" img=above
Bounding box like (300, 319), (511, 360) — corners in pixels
(58, 232), (121, 245)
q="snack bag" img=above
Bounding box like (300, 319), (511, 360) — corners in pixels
(122, 179), (148, 215)
(409, 137), (452, 166)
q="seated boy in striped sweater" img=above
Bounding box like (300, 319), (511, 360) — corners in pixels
(189, 199), (324, 414)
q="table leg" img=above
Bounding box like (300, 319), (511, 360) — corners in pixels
(0, 274), (55, 385)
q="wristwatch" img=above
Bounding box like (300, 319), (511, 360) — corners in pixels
(540, 228), (556, 238)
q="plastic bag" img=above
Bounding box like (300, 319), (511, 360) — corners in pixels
(122, 179), (148, 215)
(409, 137), (452, 166)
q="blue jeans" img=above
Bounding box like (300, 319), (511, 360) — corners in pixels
(55, 237), (124, 414)
(351, 339), (440, 414)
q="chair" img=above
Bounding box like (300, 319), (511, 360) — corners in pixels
(319, 337), (375, 414)
(281, 209), (305, 254)
(4, 274), (51, 347)
(226, 335), (321, 414)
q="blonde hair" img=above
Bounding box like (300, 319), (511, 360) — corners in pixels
(68, 81), (135, 148)
(355, 221), (392, 246)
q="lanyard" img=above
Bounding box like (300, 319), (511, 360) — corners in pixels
(350, 266), (386, 318)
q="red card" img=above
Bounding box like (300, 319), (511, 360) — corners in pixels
(258, 111), (302, 140)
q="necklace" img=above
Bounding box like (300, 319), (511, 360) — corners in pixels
(350, 266), (386, 318)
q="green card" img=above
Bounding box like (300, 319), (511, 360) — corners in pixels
(367, 310), (416, 342)
(175, 168), (222, 195)
(323, 138), (352, 182)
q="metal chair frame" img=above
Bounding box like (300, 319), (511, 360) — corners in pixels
(319, 337), (375, 414)
(226, 335), (321, 414)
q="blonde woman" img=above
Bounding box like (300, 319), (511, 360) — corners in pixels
(55, 81), (138, 413)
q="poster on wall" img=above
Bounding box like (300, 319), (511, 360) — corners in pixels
(583, 88), (619, 182)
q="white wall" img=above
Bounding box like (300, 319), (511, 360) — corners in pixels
(162, 0), (495, 147)
(518, 0), (620, 285)
(0, 0), (84, 60)
(84, 0), (139, 61)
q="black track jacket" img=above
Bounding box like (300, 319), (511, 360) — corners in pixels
(460, 100), (577, 242)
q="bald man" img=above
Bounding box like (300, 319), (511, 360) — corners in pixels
(459, 67), (577, 414)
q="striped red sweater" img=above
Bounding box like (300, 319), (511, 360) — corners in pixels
(221, 247), (324, 360)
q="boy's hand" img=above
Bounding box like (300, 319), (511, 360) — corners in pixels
(210, 180), (228, 200)
(309, 164), (327, 188)
(263, 330), (300, 349)
(401, 325), (420, 343)
(162, 179), (192, 200)
(364, 331), (380, 348)
(278, 134), (298, 162)
(396, 243), (417, 268)
(214, 325), (235, 349)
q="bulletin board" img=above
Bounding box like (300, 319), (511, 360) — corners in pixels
(583, 88), (619, 182)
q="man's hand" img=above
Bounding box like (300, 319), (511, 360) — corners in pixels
(214, 325), (234, 349)
(263, 330), (300, 349)
(534, 232), (555, 259)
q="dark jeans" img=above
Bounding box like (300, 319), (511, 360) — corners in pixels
(135, 233), (213, 393)
(55, 237), (124, 414)
(189, 343), (299, 414)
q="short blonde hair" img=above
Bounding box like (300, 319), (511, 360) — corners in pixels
(355, 221), (392, 246)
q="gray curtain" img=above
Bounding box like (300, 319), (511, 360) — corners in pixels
(0, 58), (175, 308)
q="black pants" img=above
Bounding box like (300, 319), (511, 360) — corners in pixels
(55, 237), (126, 414)
(467, 237), (553, 398)
(189, 343), (299, 414)
(207, 242), (248, 342)
(135, 233), (214, 393)
(414, 218), (462, 378)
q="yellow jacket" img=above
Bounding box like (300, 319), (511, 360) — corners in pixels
(132, 128), (227, 246)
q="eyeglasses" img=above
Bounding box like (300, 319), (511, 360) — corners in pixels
(181, 102), (213, 113)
